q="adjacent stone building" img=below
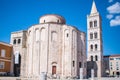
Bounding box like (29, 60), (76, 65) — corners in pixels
(109, 55), (120, 76)
(104, 55), (120, 77)
(10, 14), (87, 78)
(10, 31), (27, 76)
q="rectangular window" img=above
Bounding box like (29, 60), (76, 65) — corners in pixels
(110, 58), (114, 60)
(79, 62), (81, 68)
(1, 49), (6, 57)
(117, 67), (119, 70)
(73, 61), (75, 67)
(91, 56), (93, 61)
(0, 62), (5, 69)
(116, 58), (120, 60)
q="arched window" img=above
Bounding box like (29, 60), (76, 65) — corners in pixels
(57, 20), (59, 23)
(94, 20), (97, 27)
(65, 30), (69, 40)
(13, 39), (16, 44)
(91, 56), (93, 61)
(44, 20), (45, 23)
(90, 21), (93, 28)
(95, 55), (98, 61)
(94, 32), (98, 39)
(67, 33), (69, 37)
(90, 45), (93, 51)
(51, 32), (57, 42)
(95, 44), (98, 51)
(73, 61), (75, 67)
(90, 33), (93, 39)
(18, 39), (21, 44)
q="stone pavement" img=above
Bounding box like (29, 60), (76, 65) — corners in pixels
(0, 77), (120, 80)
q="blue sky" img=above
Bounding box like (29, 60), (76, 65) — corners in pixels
(0, 0), (120, 55)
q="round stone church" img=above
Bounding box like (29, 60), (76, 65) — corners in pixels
(11, 14), (86, 78)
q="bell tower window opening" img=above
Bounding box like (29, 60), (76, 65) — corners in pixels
(94, 20), (97, 27)
(90, 21), (93, 28)
(90, 33), (93, 39)
(95, 55), (98, 61)
(90, 45), (93, 51)
(94, 32), (98, 39)
(91, 56), (93, 61)
(95, 44), (98, 51)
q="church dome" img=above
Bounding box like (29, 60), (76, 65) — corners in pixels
(39, 14), (66, 24)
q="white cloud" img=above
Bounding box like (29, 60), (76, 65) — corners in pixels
(109, 0), (113, 3)
(110, 16), (120, 26)
(106, 14), (113, 19)
(107, 2), (120, 14)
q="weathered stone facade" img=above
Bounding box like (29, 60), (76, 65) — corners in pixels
(10, 14), (86, 78)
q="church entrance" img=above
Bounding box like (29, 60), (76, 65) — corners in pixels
(14, 52), (21, 76)
(52, 66), (56, 75)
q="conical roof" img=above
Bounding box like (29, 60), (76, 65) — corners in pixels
(90, 1), (98, 14)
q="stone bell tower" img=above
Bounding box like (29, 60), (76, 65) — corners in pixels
(87, 1), (103, 77)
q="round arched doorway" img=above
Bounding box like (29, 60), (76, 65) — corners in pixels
(14, 51), (21, 76)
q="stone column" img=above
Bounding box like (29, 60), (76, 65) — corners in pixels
(10, 52), (14, 76)
(80, 68), (83, 79)
(91, 69), (94, 80)
(20, 48), (26, 77)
